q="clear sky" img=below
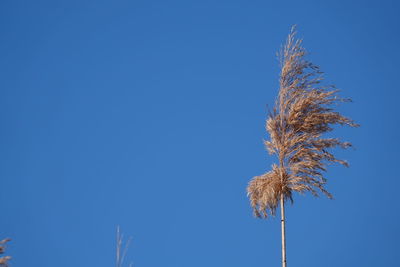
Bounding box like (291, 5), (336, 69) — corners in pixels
(0, 0), (399, 266)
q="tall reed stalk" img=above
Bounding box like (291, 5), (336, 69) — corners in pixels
(247, 27), (358, 267)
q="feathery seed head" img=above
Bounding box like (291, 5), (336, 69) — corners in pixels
(247, 26), (358, 218)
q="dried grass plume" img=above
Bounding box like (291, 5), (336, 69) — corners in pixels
(116, 226), (133, 267)
(0, 238), (11, 267)
(247, 26), (358, 218)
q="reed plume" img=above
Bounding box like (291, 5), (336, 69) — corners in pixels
(116, 226), (133, 267)
(0, 238), (11, 267)
(247, 26), (358, 267)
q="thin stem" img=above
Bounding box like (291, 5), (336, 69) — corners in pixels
(116, 226), (121, 267)
(280, 194), (287, 267)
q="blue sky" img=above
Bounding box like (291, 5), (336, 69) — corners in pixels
(0, 0), (399, 266)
